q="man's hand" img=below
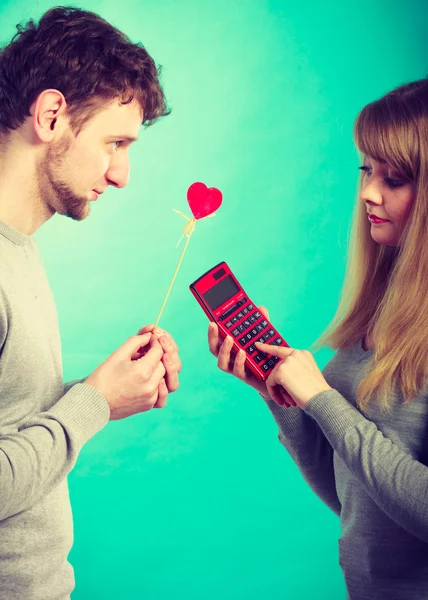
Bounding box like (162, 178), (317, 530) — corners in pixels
(86, 333), (168, 420)
(134, 324), (182, 402)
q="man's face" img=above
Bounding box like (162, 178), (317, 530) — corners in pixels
(37, 98), (143, 221)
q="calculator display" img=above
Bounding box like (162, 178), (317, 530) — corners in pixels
(202, 275), (240, 310)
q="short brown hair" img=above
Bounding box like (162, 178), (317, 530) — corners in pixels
(0, 6), (170, 136)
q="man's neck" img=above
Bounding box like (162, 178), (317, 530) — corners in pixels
(0, 141), (53, 235)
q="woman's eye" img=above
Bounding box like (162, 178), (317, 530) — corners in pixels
(112, 141), (121, 151)
(385, 177), (404, 189)
(359, 166), (404, 189)
(359, 165), (371, 176)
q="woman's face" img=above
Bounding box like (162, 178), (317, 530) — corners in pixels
(359, 156), (416, 246)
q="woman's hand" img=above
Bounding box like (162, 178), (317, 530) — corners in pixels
(254, 342), (332, 409)
(208, 306), (293, 403)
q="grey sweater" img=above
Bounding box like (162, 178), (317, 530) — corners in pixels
(0, 220), (110, 600)
(266, 340), (428, 599)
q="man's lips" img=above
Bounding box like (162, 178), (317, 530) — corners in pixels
(91, 190), (105, 200)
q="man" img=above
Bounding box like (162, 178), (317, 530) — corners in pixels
(0, 6), (181, 599)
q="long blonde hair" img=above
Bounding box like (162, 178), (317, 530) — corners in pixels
(310, 78), (428, 411)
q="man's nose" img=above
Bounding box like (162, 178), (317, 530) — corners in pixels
(106, 155), (130, 189)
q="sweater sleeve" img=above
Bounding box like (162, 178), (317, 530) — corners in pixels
(0, 242), (111, 521)
(0, 384), (110, 520)
(64, 378), (88, 394)
(264, 398), (341, 515)
(305, 388), (428, 542)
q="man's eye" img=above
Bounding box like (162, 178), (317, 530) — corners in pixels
(112, 141), (121, 150)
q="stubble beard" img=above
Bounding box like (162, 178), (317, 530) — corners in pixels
(39, 133), (91, 222)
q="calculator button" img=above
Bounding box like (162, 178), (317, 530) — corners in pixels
(247, 344), (256, 354)
(254, 311), (261, 319)
(239, 336), (247, 346)
(264, 331), (272, 342)
(237, 312), (244, 319)
(220, 302), (241, 320)
(238, 324), (246, 333)
(256, 323), (264, 333)
(248, 304), (254, 310)
(245, 333), (252, 342)
(225, 321), (233, 328)
(266, 358), (276, 368)
(248, 314), (256, 324)
(261, 320), (268, 328)
(253, 354), (263, 363)
(268, 328), (275, 336)
(243, 319), (251, 328)
(242, 307), (249, 315)
(258, 335), (267, 343)
(231, 316), (238, 324)
(251, 328), (258, 336)
(259, 351), (268, 359)
(261, 364), (270, 372)
(232, 328), (240, 337)
(272, 356), (280, 364)
(274, 337), (283, 345)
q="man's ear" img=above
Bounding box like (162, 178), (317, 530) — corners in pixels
(29, 89), (68, 143)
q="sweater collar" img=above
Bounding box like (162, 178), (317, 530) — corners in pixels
(0, 219), (32, 246)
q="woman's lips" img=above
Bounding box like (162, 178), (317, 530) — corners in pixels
(368, 214), (389, 224)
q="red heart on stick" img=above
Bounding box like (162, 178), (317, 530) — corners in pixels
(187, 182), (222, 220)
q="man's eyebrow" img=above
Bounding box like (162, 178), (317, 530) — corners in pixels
(108, 135), (139, 142)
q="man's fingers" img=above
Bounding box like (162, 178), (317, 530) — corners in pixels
(162, 352), (180, 392)
(153, 379), (168, 409)
(136, 326), (179, 354)
(131, 349), (146, 361)
(118, 333), (153, 360)
(134, 337), (164, 374)
(158, 335), (180, 365)
(150, 328), (179, 353)
(137, 324), (156, 335)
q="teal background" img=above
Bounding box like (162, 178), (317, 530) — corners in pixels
(0, 0), (427, 598)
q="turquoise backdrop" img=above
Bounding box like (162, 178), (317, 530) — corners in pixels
(0, 0), (427, 598)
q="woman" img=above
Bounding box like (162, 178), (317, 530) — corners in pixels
(208, 78), (428, 599)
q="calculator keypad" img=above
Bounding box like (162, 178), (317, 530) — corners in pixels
(218, 297), (286, 377)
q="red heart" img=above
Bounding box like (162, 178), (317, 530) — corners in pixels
(187, 182), (222, 220)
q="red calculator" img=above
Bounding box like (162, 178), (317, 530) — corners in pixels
(189, 261), (290, 381)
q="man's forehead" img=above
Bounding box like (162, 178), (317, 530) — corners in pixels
(93, 98), (144, 132)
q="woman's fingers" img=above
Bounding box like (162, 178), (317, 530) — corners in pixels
(232, 349), (247, 380)
(218, 335), (234, 371)
(258, 305), (270, 320)
(208, 322), (221, 356)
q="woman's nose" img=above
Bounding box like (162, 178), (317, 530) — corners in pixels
(360, 179), (383, 206)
